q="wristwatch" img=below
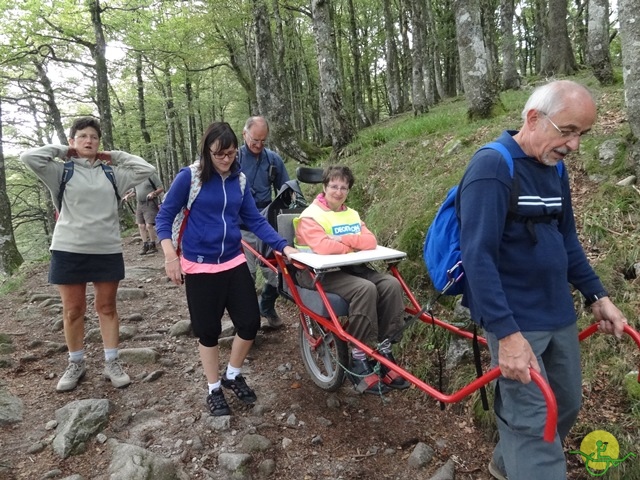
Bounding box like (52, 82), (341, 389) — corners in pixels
(585, 290), (609, 307)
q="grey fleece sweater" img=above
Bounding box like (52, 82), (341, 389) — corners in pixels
(21, 144), (156, 254)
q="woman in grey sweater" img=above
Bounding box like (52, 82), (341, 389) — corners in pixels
(21, 116), (156, 392)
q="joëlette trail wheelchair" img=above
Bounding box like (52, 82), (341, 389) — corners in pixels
(241, 167), (640, 444)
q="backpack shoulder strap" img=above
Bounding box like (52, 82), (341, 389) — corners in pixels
(149, 177), (157, 191)
(185, 163), (202, 210)
(480, 142), (514, 177)
(57, 161), (75, 212)
(239, 171), (246, 197)
(100, 163), (121, 203)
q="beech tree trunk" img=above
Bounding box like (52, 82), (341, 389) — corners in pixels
(500, 0), (520, 90)
(0, 100), (24, 276)
(619, 0), (640, 175)
(382, 0), (402, 115)
(252, 0), (309, 162)
(310, 0), (354, 152)
(540, 0), (578, 76)
(587, 0), (614, 85)
(454, 0), (497, 119)
(409, 0), (428, 115)
(88, 0), (114, 149)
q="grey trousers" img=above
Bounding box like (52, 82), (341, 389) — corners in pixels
(241, 229), (278, 289)
(296, 265), (405, 346)
(486, 322), (582, 480)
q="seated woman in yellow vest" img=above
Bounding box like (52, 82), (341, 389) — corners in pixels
(294, 165), (409, 394)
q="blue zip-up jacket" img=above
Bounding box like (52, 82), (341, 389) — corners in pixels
(156, 161), (288, 264)
(238, 145), (290, 209)
(458, 131), (605, 339)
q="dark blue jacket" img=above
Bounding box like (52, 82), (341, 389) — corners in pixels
(458, 131), (604, 339)
(156, 161), (288, 264)
(238, 146), (290, 209)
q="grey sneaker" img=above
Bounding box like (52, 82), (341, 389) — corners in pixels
(56, 360), (86, 392)
(103, 359), (131, 388)
(488, 460), (508, 480)
(261, 310), (284, 329)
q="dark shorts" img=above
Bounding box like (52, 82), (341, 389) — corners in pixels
(49, 250), (125, 284)
(135, 201), (160, 225)
(185, 263), (260, 347)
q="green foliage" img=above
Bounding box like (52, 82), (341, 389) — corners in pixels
(0, 272), (25, 297)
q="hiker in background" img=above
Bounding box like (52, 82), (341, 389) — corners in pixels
(122, 173), (164, 255)
(294, 165), (409, 395)
(238, 116), (290, 329)
(155, 121), (297, 416)
(457, 80), (628, 480)
(20, 116), (155, 392)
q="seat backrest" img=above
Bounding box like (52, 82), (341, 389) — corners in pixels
(277, 212), (298, 245)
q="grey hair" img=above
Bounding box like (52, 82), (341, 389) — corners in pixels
(521, 80), (595, 120)
(243, 116), (269, 133)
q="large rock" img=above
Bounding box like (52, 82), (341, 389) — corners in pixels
(109, 440), (185, 479)
(118, 347), (159, 364)
(53, 399), (110, 458)
(0, 383), (23, 425)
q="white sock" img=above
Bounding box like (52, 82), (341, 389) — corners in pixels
(104, 348), (118, 362)
(225, 364), (242, 380)
(68, 350), (84, 363)
(208, 381), (221, 393)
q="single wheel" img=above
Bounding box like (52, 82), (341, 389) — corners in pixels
(298, 313), (348, 391)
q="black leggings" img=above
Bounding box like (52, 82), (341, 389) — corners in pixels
(184, 263), (260, 347)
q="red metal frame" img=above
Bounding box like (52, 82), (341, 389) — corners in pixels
(244, 240), (640, 443)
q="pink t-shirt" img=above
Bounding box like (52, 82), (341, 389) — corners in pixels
(180, 253), (246, 274)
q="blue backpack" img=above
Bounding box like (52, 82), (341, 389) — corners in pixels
(423, 142), (564, 295)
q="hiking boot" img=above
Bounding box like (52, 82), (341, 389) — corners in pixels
(206, 388), (231, 416)
(261, 309), (284, 329)
(56, 360), (86, 392)
(488, 459), (508, 480)
(147, 242), (158, 254)
(379, 351), (410, 390)
(221, 372), (257, 404)
(259, 285), (281, 328)
(348, 358), (390, 395)
(103, 359), (131, 388)
(139, 242), (150, 255)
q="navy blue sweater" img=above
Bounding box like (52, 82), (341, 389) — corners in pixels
(156, 161), (288, 264)
(458, 131), (604, 339)
(238, 146), (290, 209)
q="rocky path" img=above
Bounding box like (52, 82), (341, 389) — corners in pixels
(0, 236), (528, 480)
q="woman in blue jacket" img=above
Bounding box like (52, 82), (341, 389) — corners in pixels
(156, 122), (296, 416)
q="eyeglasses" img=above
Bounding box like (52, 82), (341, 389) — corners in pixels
(210, 149), (237, 160)
(74, 134), (100, 141)
(326, 184), (349, 193)
(543, 114), (586, 139)
(245, 132), (266, 146)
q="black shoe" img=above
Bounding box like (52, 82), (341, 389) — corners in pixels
(207, 388), (231, 416)
(147, 242), (158, 254)
(379, 351), (410, 390)
(349, 358), (390, 395)
(139, 242), (149, 255)
(221, 372), (257, 404)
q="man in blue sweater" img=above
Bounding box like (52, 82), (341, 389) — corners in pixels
(458, 80), (628, 480)
(238, 116), (290, 329)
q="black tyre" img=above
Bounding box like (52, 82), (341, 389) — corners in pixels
(298, 313), (348, 391)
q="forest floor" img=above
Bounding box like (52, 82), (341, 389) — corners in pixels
(0, 167), (632, 480)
